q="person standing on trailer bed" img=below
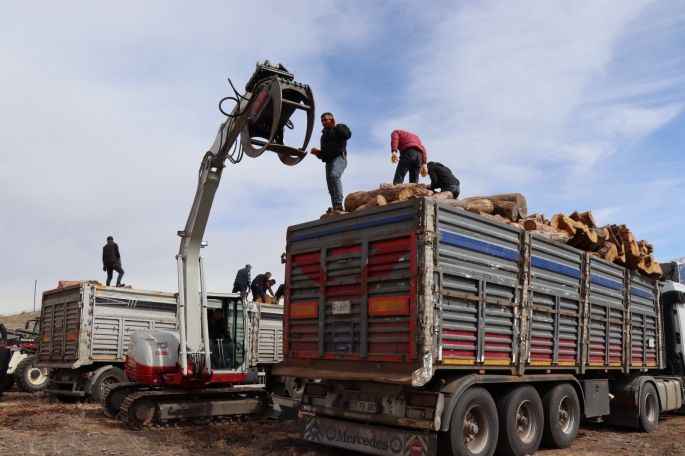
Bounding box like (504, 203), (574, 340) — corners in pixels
(390, 129), (428, 184)
(251, 272), (275, 303)
(102, 236), (125, 287)
(232, 264), (252, 295)
(310, 112), (351, 213)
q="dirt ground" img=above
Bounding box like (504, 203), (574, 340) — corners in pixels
(2, 391), (685, 456)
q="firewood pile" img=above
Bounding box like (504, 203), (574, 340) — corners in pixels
(323, 183), (662, 278)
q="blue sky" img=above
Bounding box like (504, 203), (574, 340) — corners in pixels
(1, 1), (684, 313)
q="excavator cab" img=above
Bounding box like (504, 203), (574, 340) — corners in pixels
(240, 61), (315, 166)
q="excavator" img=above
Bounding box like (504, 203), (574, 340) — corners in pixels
(101, 61), (315, 429)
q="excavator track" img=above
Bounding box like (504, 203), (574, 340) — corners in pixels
(119, 386), (273, 430)
(100, 382), (145, 418)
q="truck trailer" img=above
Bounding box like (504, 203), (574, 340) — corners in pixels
(37, 283), (287, 404)
(274, 197), (685, 456)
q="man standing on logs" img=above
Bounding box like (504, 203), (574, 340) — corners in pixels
(310, 112), (352, 213)
(390, 130), (428, 184)
(102, 236), (125, 287)
(427, 162), (460, 198)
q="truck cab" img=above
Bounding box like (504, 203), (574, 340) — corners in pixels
(659, 281), (685, 376)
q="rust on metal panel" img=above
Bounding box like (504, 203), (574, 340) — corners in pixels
(622, 267), (632, 373)
(578, 254), (591, 374)
(654, 278), (664, 369)
(516, 231), (531, 376)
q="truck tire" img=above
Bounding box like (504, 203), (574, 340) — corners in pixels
(541, 383), (579, 449)
(15, 355), (49, 393)
(495, 385), (543, 456)
(439, 387), (498, 456)
(285, 377), (304, 400)
(91, 367), (128, 403)
(638, 382), (659, 432)
(3, 375), (14, 392)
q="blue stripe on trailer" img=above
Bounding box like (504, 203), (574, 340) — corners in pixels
(631, 287), (654, 299)
(439, 230), (519, 262)
(530, 256), (582, 279)
(291, 213), (415, 242)
(590, 274), (624, 291)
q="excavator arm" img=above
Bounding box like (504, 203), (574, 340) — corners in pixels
(176, 61), (315, 376)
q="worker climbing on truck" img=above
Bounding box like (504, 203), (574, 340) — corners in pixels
(426, 161), (460, 198)
(232, 263), (252, 295)
(391, 129), (428, 184)
(310, 112), (351, 213)
(251, 272), (275, 303)
(102, 236), (125, 287)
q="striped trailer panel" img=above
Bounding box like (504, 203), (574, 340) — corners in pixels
(587, 257), (626, 369)
(435, 207), (520, 367)
(629, 272), (660, 367)
(527, 234), (583, 368)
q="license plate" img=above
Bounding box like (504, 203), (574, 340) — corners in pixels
(348, 400), (379, 413)
(332, 300), (351, 315)
(302, 416), (437, 456)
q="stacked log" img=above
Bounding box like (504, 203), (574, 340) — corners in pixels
(344, 184), (433, 212)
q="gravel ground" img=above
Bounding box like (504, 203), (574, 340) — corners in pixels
(1, 390), (685, 455)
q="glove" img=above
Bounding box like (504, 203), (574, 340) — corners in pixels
(391, 151), (399, 164)
(420, 165), (428, 177)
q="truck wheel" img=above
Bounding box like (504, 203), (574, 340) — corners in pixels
(285, 377), (304, 400)
(541, 383), (579, 449)
(3, 375), (15, 392)
(15, 355), (49, 393)
(495, 385), (543, 456)
(638, 383), (659, 432)
(439, 387), (498, 456)
(91, 368), (128, 403)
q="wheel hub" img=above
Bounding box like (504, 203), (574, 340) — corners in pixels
(135, 403), (153, 421)
(462, 405), (489, 453)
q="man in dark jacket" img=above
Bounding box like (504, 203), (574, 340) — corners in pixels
(391, 130), (428, 184)
(251, 272), (275, 303)
(232, 264), (252, 294)
(274, 283), (285, 303)
(310, 112), (351, 212)
(427, 162), (460, 198)
(102, 236), (125, 287)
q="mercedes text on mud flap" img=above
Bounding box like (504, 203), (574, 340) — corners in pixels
(277, 198), (685, 456)
(302, 416), (436, 456)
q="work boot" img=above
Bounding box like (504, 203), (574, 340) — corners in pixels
(326, 207), (333, 214)
(334, 205), (344, 212)
(116, 283), (126, 287)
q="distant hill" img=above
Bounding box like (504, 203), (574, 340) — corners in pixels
(0, 310), (40, 329)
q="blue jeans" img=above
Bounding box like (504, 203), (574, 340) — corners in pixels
(442, 184), (460, 199)
(393, 148), (422, 184)
(326, 155), (347, 207)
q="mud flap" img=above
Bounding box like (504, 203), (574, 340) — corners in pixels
(302, 416), (437, 456)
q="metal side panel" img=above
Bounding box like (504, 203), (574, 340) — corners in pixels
(435, 206), (521, 367)
(587, 257), (627, 369)
(286, 200), (421, 363)
(527, 234), (583, 368)
(628, 272), (660, 368)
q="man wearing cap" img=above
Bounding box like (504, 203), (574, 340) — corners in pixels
(232, 264), (252, 295)
(251, 272), (275, 303)
(102, 236), (125, 287)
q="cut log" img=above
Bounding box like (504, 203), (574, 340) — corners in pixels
(478, 212), (521, 228)
(344, 185), (433, 212)
(569, 210), (596, 228)
(551, 214), (579, 238)
(379, 183), (430, 190)
(58, 280), (101, 288)
(441, 198), (493, 214)
(432, 191), (454, 200)
(467, 193), (527, 221)
(568, 225), (599, 250)
(605, 226), (626, 263)
(597, 242), (619, 263)
(642, 254), (664, 278)
(530, 230), (569, 243)
(320, 210), (348, 219)
(587, 252), (600, 257)
(523, 219), (556, 233)
(526, 213), (549, 225)
(354, 195), (388, 212)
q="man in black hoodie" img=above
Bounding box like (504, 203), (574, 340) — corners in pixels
(102, 236), (125, 287)
(427, 162), (460, 198)
(310, 112), (352, 213)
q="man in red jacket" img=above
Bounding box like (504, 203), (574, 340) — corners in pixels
(390, 130), (428, 184)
